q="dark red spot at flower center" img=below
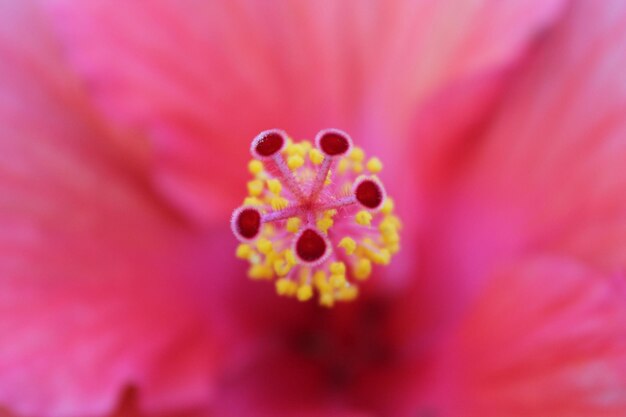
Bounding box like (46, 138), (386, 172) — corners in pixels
(255, 132), (284, 157)
(236, 208), (261, 239)
(296, 229), (327, 263)
(288, 297), (396, 390)
(355, 180), (383, 209)
(319, 132), (350, 156)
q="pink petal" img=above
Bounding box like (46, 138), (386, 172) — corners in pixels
(417, 0), (626, 322)
(0, 3), (221, 416)
(441, 257), (626, 416)
(45, 0), (567, 225)
(461, 0), (626, 273)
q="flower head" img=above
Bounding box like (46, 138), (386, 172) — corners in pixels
(231, 129), (400, 306)
(2, 1), (626, 417)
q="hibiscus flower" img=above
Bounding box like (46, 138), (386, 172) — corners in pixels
(1, 1), (625, 417)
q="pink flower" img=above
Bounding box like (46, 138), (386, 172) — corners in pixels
(1, 0), (625, 416)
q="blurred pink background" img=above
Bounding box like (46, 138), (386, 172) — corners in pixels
(1, 1), (625, 417)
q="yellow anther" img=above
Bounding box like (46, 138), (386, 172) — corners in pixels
(267, 178), (282, 195)
(249, 264), (273, 280)
(381, 198), (395, 215)
(324, 209), (337, 218)
(287, 154), (304, 170)
(366, 157), (383, 173)
(338, 158), (349, 174)
(390, 215), (403, 229)
(287, 143), (306, 157)
(236, 244), (253, 259)
(248, 160), (264, 175)
(316, 217), (333, 234)
(339, 237), (357, 255)
(313, 271), (330, 292)
(379, 218), (397, 235)
(313, 270), (326, 284)
(360, 238), (392, 265)
(249, 253), (261, 264)
(275, 278), (290, 295)
(246, 179), (264, 197)
(355, 210), (373, 226)
(330, 274), (346, 288)
(382, 230), (400, 245)
(320, 292), (335, 308)
(266, 251), (280, 266)
(388, 243), (400, 254)
(298, 267), (311, 285)
(276, 278), (297, 296)
(271, 196), (289, 210)
(379, 218), (400, 248)
(330, 262), (346, 275)
(256, 238), (273, 255)
(286, 217), (301, 233)
(349, 147), (365, 162)
(372, 249), (391, 265)
(362, 237), (376, 247)
(309, 148), (324, 165)
(301, 140), (312, 152)
(273, 259), (292, 276)
(243, 197), (263, 206)
(317, 282), (332, 294)
(338, 286), (358, 301)
(324, 170), (332, 186)
(263, 224), (275, 236)
(352, 162), (363, 174)
(354, 258), (372, 280)
(284, 249), (297, 266)
(296, 284), (313, 301)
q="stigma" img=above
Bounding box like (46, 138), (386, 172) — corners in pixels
(231, 129), (401, 307)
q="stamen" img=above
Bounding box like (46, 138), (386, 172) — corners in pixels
(231, 129), (401, 306)
(251, 129), (307, 201)
(262, 206), (302, 223)
(232, 205), (303, 241)
(317, 176), (386, 212)
(309, 129), (353, 201)
(273, 154), (308, 201)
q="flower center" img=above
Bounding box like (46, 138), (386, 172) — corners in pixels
(231, 129), (401, 306)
